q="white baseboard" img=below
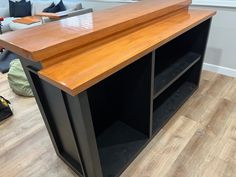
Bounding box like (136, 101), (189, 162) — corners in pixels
(203, 63), (236, 77)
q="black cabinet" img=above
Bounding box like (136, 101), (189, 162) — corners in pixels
(21, 19), (212, 177)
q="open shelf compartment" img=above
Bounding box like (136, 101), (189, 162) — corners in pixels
(152, 67), (198, 134)
(151, 19), (212, 134)
(87, 53), (153, 177)
(97, 120), (147, 177)
(153, 19), (212, 98)
(154, 52), (201, 98)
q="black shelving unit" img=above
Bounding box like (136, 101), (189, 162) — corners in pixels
(20, 19), (212, 177)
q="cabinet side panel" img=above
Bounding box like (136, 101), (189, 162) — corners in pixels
(22, 65), (85, 177)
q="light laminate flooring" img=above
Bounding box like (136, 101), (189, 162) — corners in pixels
(1, 71), (236, 177)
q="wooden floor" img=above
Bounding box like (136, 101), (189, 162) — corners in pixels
(1, 70), (236, 177)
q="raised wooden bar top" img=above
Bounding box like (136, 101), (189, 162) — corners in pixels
(0, 0), (216, 96)
(0, 0), (190, 61)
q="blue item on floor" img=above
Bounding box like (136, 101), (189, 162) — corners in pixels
(0, 50), (17, 73)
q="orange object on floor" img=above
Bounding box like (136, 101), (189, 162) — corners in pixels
(13, 16), (41, 25)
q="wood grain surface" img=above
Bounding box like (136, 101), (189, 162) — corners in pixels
(35, 12), (61, 19)
(39, 9), (216, 96)
(1, 71), (236, 177)
(0, 0), (191, 61)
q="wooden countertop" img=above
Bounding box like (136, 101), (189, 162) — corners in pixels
(0, 0), (215, 96)
(39, 9), (215, 96)
(0, 0), (190, 61)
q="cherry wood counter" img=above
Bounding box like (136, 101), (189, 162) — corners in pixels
(39, 9), (215, 96)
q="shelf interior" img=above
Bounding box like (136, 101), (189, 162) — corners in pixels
(152, 71), (197, 134)
(154, 52), (201, 98)
(87, 54), (152, 177)
(97, 121), (148, 177)
(151, 20), (209, 134)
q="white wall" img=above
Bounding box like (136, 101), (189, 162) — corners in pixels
(190, 4), (236, 76)
(77, 0), (130, 11)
